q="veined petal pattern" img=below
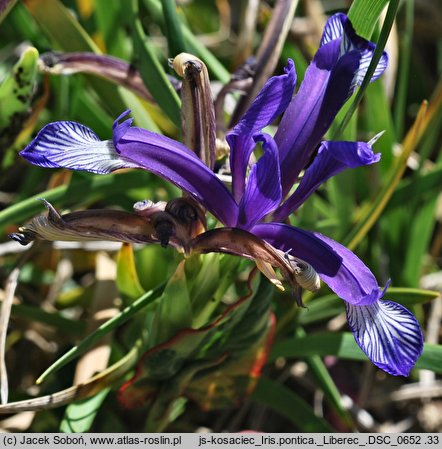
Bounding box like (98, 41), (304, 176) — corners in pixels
(346, 300), (423, 376)
(20, 121), (138, 174)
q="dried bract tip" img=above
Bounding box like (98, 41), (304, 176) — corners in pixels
(171, 52), (216, 169)
(368, 130), (386, 146)
(8, 200), (167, 247)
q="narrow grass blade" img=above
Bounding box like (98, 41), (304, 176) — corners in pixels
(36, 283), (165, 384)
(296, 328), (353, 427)
(131, 0), (182, 128)
(348, 0), (389, 39)
(142, 0), (230, 82)
(393, 0), (414, 139)
(161, 0), (187, 56)
(253, 377), (334, 432)
(60, 388), (110, 432)
(344, 100), (428, 250)
(269, 332), (442, 374)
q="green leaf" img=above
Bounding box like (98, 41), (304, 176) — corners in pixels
(386, 287), (440, 307)
(116, 243), (146, 301)
(36, 283), (165, 384)
(25, 0), (100, 52)
(186, 253), (220, 327)
(149, 261), (193, 345)
(269, 332), (442, 374)
(401, 197), (438, 286)
(161, 0), (187, 56)
(392, 0), (414, 140)
(295, 328), (353, 427)
(298, 294), (344, 325)
(130, 0), (182, 128)
(252, 377), (334, 432)
(0, 46), (38, 123)
(25, 0), (158, 124)
(11, 303), (84, 336)
(362, 81), (396, 173)
(348, 0), (389, 39)
(386, 166), (442, 211)
(142, 0), (230, 83)
(60, 389), (110, 432)
(343, 100), (428, 250)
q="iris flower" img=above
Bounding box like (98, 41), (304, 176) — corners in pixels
(11, 14), (423, 376)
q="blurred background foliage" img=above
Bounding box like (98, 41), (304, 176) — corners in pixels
(0, 0), (441, 433)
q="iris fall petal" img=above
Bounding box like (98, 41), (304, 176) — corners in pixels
(346, 300), (424, 376)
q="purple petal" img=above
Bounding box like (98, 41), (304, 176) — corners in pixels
(339, 15), (388, 84)
(114, 125), (238, 226)
(346, 300), (423, 376)
(275, 42), (361, 196)
(227, 60), (296, 201)
(20, 121), (138, 174)
(253, 222), (383, 305)
(275, 14), (388, 197)
(237, 133), (281, 229)
(274, 140), (380, 220)
(113, 109), (134, 144)
(321, 13), (388, 84)
(320, 12), (346, 46)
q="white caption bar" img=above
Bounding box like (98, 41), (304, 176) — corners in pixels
(1, 433), (440, 449)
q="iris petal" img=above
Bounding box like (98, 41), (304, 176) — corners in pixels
(20, 115), (239, 227)
(320, 12), (346, 46)
(320, 13), (388, 84)
(339, 15), (388, 84)
(276, 43), (360, 195)
(114, 125), (239, 226)
(227, 60), (296, 201)
(274, 140), (380, 219)
(346, 300), (424, 376)
(253, 222), (383, 305)
(237, 133), (281, 229)
(276, 14), (387, 196)
(20, 121), (137, 174)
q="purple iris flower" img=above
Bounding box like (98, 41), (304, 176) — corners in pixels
(17, 13), (423, 376)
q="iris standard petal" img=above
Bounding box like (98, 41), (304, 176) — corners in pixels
(20, 121), (138, 174)
(339, 14), (388, 84)
(275, 42), (361, 196)
(253, 222), (383, 305)
(346, 300), (424, 376)
(274, 140), (380, 220)
(320, 13), (388, 84)
(227, 60), (296, 201)
(114, 125), (239, 226)
(237, 133), (281, 229)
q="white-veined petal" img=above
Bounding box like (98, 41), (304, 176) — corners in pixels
(346, 300), (423, 376)
(20, 121), (138, 174)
